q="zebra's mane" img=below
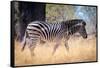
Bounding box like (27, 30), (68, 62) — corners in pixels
(61, 19), (86, 28)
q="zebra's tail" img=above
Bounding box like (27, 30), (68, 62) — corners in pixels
(21, 31), (27, 51)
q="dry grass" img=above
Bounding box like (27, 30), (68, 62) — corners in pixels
(15, 35), (97, 66)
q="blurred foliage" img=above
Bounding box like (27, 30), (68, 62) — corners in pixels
(46, 4), (76, 23)
(74, 6), (97, 34)
(46, 4), (97, 34)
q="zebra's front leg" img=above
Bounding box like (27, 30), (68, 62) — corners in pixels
(29, 44), (37, 56)
(64, 41), (69, 51)
(64, 35), (70, 52)
(52, 43), (60, 55)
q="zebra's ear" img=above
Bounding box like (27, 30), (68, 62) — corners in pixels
(82, 20), (86, 26)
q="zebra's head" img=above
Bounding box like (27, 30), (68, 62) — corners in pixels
(78, 20), (87, 39)
(68, 19), (87, 39)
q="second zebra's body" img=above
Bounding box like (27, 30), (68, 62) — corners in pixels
(21, 19), (87, 55)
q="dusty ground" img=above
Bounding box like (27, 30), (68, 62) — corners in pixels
(15, 35), (97, 66)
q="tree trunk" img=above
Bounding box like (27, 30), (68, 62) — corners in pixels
(12, 1), (46, 41)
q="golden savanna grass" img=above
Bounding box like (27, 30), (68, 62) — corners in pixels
(15, 35), (97, 66)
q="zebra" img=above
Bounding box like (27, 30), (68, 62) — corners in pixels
(21, 19), (87, 56)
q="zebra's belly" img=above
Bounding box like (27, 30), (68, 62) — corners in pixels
(40, 33), (64, 42)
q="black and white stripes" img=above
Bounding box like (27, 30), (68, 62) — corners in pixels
(21, 19), (87, 55)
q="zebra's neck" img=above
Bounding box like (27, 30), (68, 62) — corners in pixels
(61, 19), (84, 35)
(68, 25), (81, 35)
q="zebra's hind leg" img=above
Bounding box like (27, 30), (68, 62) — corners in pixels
(64, 41), (69, 52)
(29, 40), (37, 56)
(29, 44), (37, 56)
(21, 32), (27, 51)
(21, 40), (26, 51)
(52, 43), (60, 55)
